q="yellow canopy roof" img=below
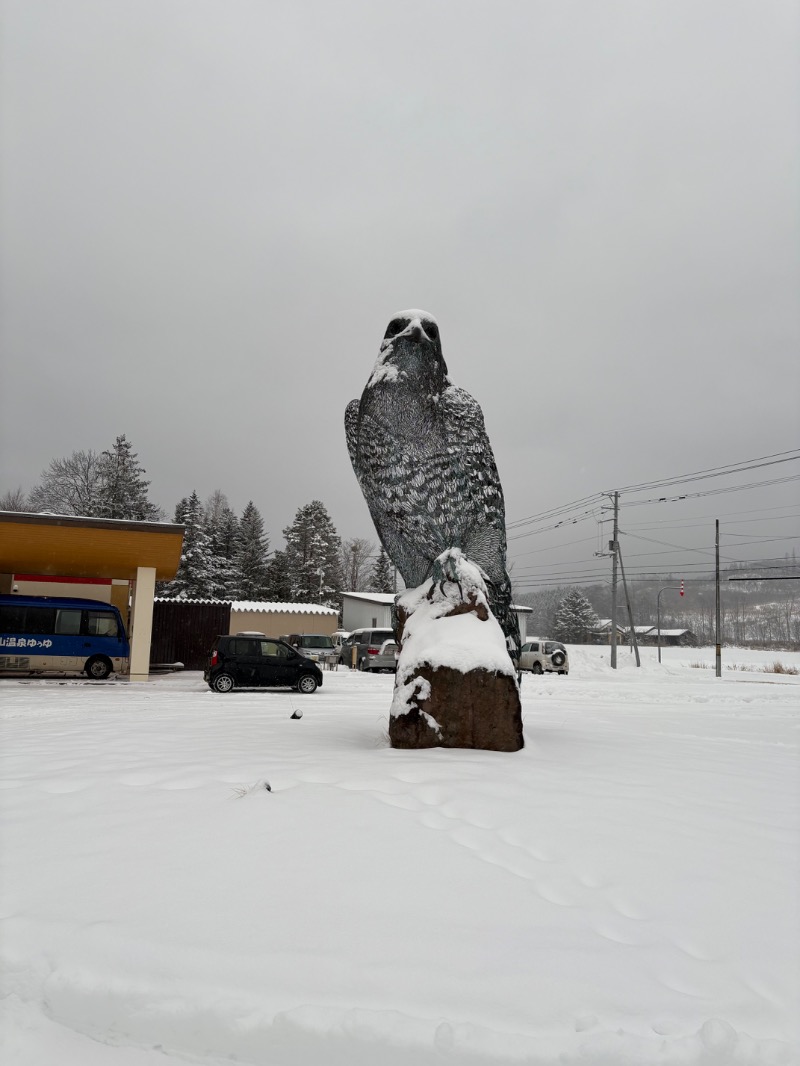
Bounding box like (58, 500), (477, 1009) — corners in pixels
(0, 512), (184, 581)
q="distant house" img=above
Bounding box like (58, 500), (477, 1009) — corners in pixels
(646, 628), (695, 647)
(589, 619), (627, 644)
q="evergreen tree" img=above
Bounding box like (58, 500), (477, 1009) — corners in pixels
(211, 505), (241, 598)
(283, 500), (342, 607)
(369, 547), (394, 592)
(230, 501), (270, 601)
(96, 434), (163, 520)
(553, 588), (599, 644)
(203, 491), (239, 598)
(264, 549), (293, 602)
(166, 491), (215, 598)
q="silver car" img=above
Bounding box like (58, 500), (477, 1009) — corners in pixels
(370, 639), (398, 673)
(519, 640), (569, 675)
(339, 628), (395, 671)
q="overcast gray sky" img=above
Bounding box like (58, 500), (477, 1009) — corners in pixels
(1, 0), (798, 587)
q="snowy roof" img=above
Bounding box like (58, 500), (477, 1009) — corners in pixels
(511, 604), (533, 614)
(340, 592), (397, 605)
(230, 601), (338, 615)
(155, 597), (229, 605)
(659, 629), (691, 637)
(154, 597), (338, 615)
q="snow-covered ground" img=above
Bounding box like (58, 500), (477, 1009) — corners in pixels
(1, 645), (798, 1066)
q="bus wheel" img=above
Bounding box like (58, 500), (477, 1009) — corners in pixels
(85, 656), (112, 680)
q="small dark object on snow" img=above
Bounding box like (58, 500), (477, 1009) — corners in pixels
(290, 709), (303, 720)
(264, 781), (272, 791)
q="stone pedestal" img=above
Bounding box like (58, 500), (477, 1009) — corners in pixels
(389, 662), (523, 751)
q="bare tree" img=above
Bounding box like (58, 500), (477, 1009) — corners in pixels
(203, 489), (231, 528)
(339, 537), (375, 591)
(0, 487), (29, 511)
(28, 450), (104, 516)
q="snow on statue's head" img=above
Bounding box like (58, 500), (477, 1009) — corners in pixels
(367, 309), (450, 394)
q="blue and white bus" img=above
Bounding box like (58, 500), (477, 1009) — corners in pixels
(0, 595), (130, 679)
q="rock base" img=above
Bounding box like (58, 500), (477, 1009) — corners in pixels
(389, 663), (523, 751)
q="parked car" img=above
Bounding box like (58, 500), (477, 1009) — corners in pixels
(282, 633), (336, 665)
(204, 635), (323, 693)
(339, 627), (395, 670)
(519, 640), (569, 675)
(371, 639), (398, 673)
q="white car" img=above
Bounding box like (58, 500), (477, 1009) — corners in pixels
(520, 640), (569, 675)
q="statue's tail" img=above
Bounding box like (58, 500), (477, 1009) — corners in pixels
(486, 577), (521, 664)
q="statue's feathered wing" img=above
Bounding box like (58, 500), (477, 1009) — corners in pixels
(346, 358), (519, 658)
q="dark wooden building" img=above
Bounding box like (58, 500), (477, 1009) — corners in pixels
(150, 599), (231, 669)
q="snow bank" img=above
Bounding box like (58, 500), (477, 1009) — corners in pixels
(1, 647), (798, 1065)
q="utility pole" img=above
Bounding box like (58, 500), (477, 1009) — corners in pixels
(610, 491), (619, 669)
(715, 519), (721, 677)
(617, 541), (640, 667)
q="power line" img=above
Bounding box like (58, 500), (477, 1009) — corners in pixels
(609, 448), (800, 496)
(620, 473), (800, 507)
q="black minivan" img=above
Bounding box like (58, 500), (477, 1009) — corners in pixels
(204, 635), (323, 693)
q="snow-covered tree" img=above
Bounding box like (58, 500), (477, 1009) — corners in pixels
(265, 549), (292, 602)
(96, 434), (163, 520)
(553, 588), (599, 644)
(204, 491), (240, 598)
(369, 546), (394, 592)
(210, 501), (241, 596)
(230, 501), (270, 601)
(166, 491), (215, 598)
(283, 500), (342, 607)
(28, 449), (104, 516)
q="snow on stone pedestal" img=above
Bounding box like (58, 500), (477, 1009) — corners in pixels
(389, 549), (523, 751)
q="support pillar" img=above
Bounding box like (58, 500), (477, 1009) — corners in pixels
(129, 566), (156, 682)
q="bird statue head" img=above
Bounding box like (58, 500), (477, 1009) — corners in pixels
(367, 309), (450, 396)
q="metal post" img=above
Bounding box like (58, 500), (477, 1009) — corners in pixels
(657, 585), (683, 664)
(657, 592), (661, 663)
(610, 491), (619, 669)
(617, 542), (640, 667)
(715, 519), (722, 677)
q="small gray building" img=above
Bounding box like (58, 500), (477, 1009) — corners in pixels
(341, 592), (396, 632)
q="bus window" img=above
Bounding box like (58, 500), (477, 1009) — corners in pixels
(87, 611), (119, 638)
(0, 603), (26, 632)
(55, 609), (82, 635)
(25, 607), (57, 634)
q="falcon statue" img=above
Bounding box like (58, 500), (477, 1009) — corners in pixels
(345, 309), (520, 659)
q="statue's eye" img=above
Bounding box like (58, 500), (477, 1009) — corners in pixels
(384, 318), (406, 339)
(424, 322), (439, 341)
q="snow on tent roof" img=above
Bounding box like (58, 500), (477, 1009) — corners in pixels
(229, 601), (338, 615)
(155, 597), (229, 605)
(341, 592), (397, 605)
